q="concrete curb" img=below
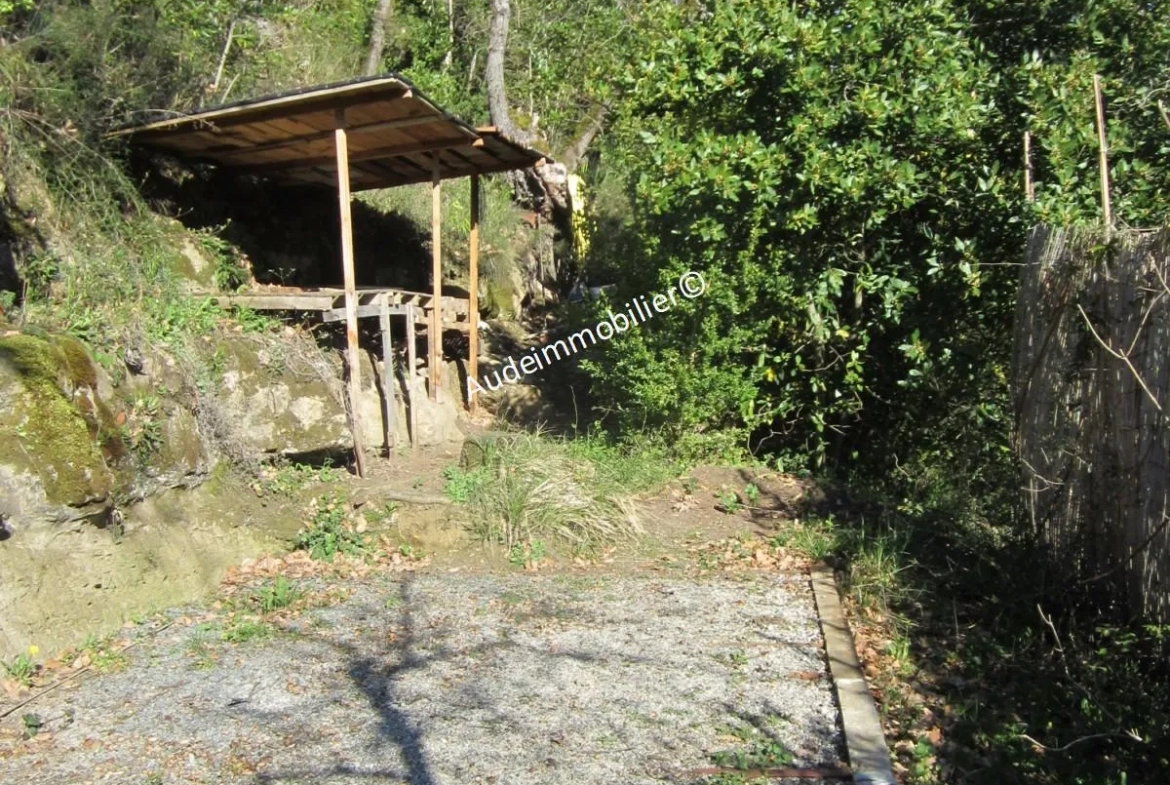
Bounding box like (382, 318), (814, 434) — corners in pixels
(811, 566), (898, 785)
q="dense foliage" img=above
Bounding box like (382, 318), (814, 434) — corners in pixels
(582, 0), (1170, 486)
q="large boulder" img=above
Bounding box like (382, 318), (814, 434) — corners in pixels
(0, 332), (122, 542)
(213, 333), (351, 460)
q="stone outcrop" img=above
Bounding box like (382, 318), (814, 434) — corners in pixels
(0, 325), (468, 659)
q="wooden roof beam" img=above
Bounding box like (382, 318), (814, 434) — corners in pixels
(234, 136), (479, 176)
(205, 114), (451, 160)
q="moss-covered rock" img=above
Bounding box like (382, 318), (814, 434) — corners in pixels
(0, 332), (116, 513)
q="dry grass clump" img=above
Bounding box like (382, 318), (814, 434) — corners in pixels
(445, 434), (658, 551)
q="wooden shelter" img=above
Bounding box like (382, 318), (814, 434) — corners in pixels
(111, 75), (548, 475)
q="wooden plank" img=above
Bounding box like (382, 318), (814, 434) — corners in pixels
(406, 303), (419, 448)
(379, 296), (398, 451)
(430, 157), (442, 402)
(322, 303), (408, 323)
(468, 173), (480, 414)
(214, 293), (336, 311)
(334, 109), (367, 478)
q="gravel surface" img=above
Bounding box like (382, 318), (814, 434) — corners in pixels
(0, 571), (843, 784)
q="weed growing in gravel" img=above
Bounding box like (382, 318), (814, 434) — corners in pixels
(221, 618), (273, 644)
(185, 626), (218, 669)
(710, 726), (795, 770)
(295, 494), (372, 561)
(79, 634), (129, 673)
(254, 576), (303, 613)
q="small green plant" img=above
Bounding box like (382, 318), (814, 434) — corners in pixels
(222, 617), (273, 644)
(719, 489), (742, 513)
(259, 462), (341, 497)
(743, 482), (760, 505)
(508, 539), (546, 568)
(126, 394), (163, 456)
(711, 737), (794, 770)
(80, 634), (129, 673)
(769, 516), (840, 561)
(443, 464), (490, 504)
(5, 646), (38, 686)
(362, 501), (399, 527)
(254, 575), (303, 613)
(21, 712), (42, 739)
(231, 306), (278, 333)
(295, 494), (371, 561)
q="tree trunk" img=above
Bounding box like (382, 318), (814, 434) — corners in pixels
(486, 0), (526, 143)
(364, 0), (394, 77)
(442, 0), (455, 71)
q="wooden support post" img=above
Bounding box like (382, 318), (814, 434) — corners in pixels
(430, 157), (442, 402)
(334, 109), (367, 477)
(406, 303), (420, 448)
(1093, 74), (1113, 235)
(1023, 131), (1035, 203)
(468, 173), (480, 414)
(379, 295), (398, 452)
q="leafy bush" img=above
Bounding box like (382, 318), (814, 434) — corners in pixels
(584, 0), (1170, 487)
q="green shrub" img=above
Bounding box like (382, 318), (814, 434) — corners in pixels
(295, 494), (371, 562)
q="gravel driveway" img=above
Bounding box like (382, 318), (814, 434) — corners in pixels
(0, 571), (843, 784)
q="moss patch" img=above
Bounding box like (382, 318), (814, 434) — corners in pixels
(0, 332), (115, 506)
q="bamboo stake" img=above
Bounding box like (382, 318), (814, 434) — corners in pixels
(334, 109), (367, 477)
(468, 174), (480, 414)
(1023, 130), (1035, 202)
(1093, 74), (1113, 234)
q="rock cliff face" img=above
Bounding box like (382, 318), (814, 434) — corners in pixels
(0, 327), (467, 658)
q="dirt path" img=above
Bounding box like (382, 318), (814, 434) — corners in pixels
(0, 465), (846, 785)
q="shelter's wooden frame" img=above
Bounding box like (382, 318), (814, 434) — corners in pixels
(112, 74), (547, 475)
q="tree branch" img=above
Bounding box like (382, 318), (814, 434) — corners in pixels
(1076, 304), (1163, 412)
(558, 106), (608, 174)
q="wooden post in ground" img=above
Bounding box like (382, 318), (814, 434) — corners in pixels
(379, 294), (397, 452)
(406, 303), (419, 448)
(468, 173), (480, 413)
(333, 109), (367, 477)
(1023, 131), (1035, 203)
(430, 157), (442, 402)
(1093, 74), (1113, 235)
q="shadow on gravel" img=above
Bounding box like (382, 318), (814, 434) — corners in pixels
(251, 575), (613, 785)
(250, 575), (441, 784)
